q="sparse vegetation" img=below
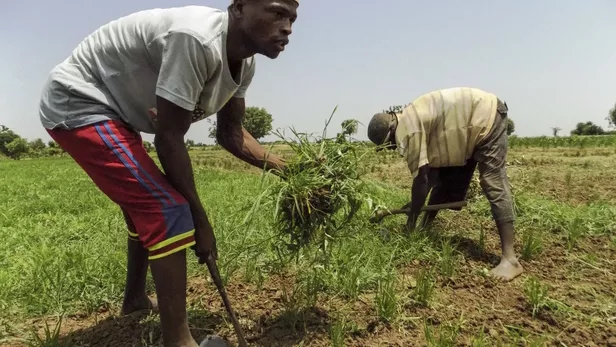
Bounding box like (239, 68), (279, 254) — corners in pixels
(0, 120), (615, 347)
(524, 276), (551, 318)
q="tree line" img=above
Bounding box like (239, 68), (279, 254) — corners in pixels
(0, 125), (65, 159)
(3, 103), (614, 160)
(0, 106), (360, 160)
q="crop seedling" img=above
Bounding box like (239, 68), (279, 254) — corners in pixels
(329, 315), (348, 347)
(439, 239), (457, 278)
(524, 276), (550, 318)
(413, 266), (436, 307)
(521, 227), (543, 260)
(26, 315), (69, 347)
(423, 315), (464, 347)
(375, 272), (398, 323)
(566, 215), (584, 251)
(470, 328), (488, 347)
(477, 226), (486, 257)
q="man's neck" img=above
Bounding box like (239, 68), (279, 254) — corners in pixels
(226, 13), (254, 63)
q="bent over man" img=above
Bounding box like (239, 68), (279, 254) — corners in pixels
(38, 1), (299, 346)
(367, 87), (523, 281)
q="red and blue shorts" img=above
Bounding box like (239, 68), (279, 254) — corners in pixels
(47, 120), (196, 260)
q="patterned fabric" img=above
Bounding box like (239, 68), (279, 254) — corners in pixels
(395, 87), (498, 179)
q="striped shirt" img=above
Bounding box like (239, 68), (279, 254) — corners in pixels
(395, 87), (498, 179)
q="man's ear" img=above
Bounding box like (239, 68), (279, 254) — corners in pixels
(388, 113), (398, 132)
(230, 0), (245, 18)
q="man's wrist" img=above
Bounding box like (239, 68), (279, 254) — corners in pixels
(188, 203), (208, 224)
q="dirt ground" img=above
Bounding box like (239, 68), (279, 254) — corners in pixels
(8, 231), (615, 347)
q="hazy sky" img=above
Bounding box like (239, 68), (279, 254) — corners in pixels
(1, 1), (615, 144)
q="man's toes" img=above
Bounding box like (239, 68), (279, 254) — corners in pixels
(488, 265), (523, 282)
(493, 274), (513, 282)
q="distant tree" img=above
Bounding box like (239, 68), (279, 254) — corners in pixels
(551, 127), (561, 137)
(0, 125), (20, 157)
(336, 119), (359, 143)
(26, 138), (46, 158)
(30, 138), (46, 151)
(506, 118), (515, 135)
(383, 105), (405, 114)
(207, 120), (218, 144)
(570, 121), (605, 136)
(45, 140), (65, 156)
(143, 141), (153, 152)
(606, 102), (616, 128)
(208, 106), (274, 143)
(5, 137), (29, 159)
(340, 119), (359, 137)
(242, 107), (273, 139)
(185, 139), (195, 149)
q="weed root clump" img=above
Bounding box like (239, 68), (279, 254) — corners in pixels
(255, 107), (368, 252)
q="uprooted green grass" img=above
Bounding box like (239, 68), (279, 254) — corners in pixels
(246, 107), (371, 254)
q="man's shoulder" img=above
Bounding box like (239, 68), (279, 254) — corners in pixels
(444, 87), (496, 98)
(164, 6), (228, 46)
(427, 87), (495, 104)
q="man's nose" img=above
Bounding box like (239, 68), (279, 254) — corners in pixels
(281, 20), (292, 35)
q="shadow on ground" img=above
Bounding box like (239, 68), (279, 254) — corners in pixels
(245, 307), (330, 346)
(52, 306), (330, 347)
(448, 234), (500, 265)
(56, 309), (224, 347)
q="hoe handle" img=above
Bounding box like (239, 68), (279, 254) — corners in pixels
(371, 201), (467, 223)
(205, 255), (248, 347)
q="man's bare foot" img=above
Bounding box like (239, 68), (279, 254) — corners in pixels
(489, 257), (523, 281)
(121, 296), (159, 316)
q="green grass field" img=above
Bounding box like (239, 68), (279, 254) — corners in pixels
(1, 143), (615, 346)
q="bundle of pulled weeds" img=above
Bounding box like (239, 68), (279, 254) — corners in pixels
(251, 111), (368, 252)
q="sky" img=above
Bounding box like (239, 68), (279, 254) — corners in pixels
(1, 0), (615, 144)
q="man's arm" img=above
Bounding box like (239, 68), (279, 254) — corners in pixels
(153, 31), (209, 224)
(400, 128), (431, 230)
(406, 165), (431, 230)
(216, 97), (286, 172)
(154, 97), (206, 220)
(152, 30), (217, 259)
(153, 96), (217, 260)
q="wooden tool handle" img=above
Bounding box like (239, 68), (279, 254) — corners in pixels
(371, 201), (467, 223)
(421, 201), (467, 211)
(205, 256), (248, 347)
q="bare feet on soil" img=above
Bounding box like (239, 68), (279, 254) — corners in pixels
(489, 257), (523, 281)
(120, 296), (159, 316)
